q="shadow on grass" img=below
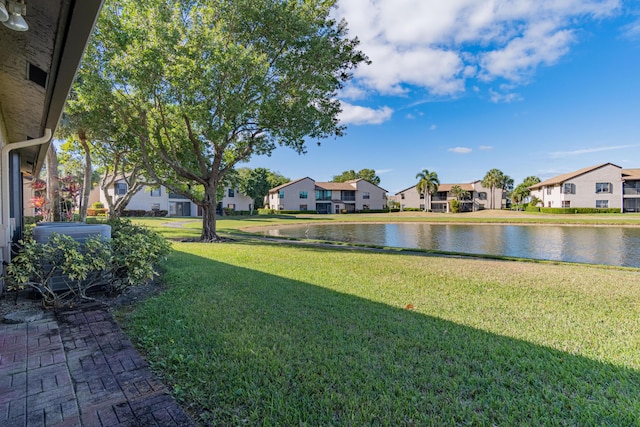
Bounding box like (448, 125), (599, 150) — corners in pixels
(123, 244), (640, 426)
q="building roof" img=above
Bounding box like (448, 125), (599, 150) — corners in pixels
(268, 177), (314, 192)
(529, 163), (622, 190)
(622, 169), (640, 180)
(395, 183), (473, 195)
(344, 178), (388, 193)
(315, 181), (356, 191)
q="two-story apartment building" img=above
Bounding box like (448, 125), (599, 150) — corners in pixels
(90, 179), (254, 216)
(395, 181), (504, 212)
(528, 163), (640, 211)
(267, 178), (387, 213)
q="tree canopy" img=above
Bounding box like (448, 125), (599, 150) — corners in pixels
(81, 0), (368, 240)
(481, 168), (511, 209)
(332, 168), (381, 185)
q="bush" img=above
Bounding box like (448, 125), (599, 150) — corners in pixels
(539, 207), (621, 214)
(4, 219), (171, 307)
(87, 208), (108, 216)
(359, 209), (391, 213)
(24, 215), (44, 225)
(449, 199), (460, 213)
(92, 201), (105, 209)
(525, 206), (540, 212)
(258, 208), (276, 215)
(402, 208), (422, 212)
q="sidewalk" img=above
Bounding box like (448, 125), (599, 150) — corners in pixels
(0, 304), (195, 426)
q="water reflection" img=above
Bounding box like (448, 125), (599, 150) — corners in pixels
(264, 223), (640, 267)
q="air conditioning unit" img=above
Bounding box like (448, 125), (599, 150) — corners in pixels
(32, 222), (112, 292)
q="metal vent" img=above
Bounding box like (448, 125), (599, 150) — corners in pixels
(28, 63), (48, 88)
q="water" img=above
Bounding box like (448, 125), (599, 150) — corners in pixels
(263, 223), (640, 267)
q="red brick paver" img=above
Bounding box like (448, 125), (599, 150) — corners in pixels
(1, 306), (195, 427)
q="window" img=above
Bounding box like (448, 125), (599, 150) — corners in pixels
(419, 193), (424, 199)
(299, 204), (308, 211)
(478, 192), (487, 200)
(562, 183), (575, 194)
(546, 187), (552, 195)
(315, 190), (332, 201)
(228, 188), (235, 197)
(548, 201), (552, 207)
(400, 193), (405, 200)
(595, 182), (612, 194)
(279, 190), (285, 198)
(562, 201), (570, 208)
(150, 187), (161, 197)
(596, 200), (609, 208)
(299, 191), (308, 199)
(115, 182), (127, 196)
(363, 204), (370, 210)
(227, 204), (235, 210)
(419, 204), (425, 210)
(362, 192), (370, 200)
(151, 203), (160, 211)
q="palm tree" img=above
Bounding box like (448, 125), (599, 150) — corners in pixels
(481, 168), (504, 209)
(500, 174), (514, 209)
(449, 185), (470, 212)
(415, 169), (440, 212)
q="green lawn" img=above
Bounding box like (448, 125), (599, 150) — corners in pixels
(119, 220), (640, 425)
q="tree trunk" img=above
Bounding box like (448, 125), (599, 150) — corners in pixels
(201, 183), (219, 241)
(46, 145), (61, 221)
(78, 130), (92, 222)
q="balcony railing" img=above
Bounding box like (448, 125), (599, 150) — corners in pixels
(431, 196), (447, 201)
(623, 188), (640, 195)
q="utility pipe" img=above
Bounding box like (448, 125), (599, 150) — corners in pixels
(1, 128), (52, 261)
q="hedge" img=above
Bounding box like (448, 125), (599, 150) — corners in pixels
(539, 207), (621, 214)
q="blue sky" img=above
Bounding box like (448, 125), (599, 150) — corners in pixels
(246, 0), (640, 194)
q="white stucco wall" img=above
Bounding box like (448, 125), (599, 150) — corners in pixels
(269, 178), (315, 211)
(353, 180), (387, 210)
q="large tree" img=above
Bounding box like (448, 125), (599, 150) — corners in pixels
(86, 0), (368, 241)
(415, 169), (440, 212)
(237, 167), (289, 213)
(332, 168), (381, 185)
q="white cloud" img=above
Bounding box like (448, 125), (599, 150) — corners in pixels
(406, 113), (416, 119)
(335, 0), (621, 95)
(339, 102), (393, 125)
(449, 147), (473, 154)
(621, 18), (640, 39)
(430, 124), (437, 131)
(375, 168), (393, 175)
(479, 145), (493, 150)
(489, 89), (523, 103)
(549, 144), (638, 158)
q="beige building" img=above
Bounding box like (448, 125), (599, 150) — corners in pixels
(529, 163), (640, 212)
(268, 178), (387, 213)
(395, 181), (504, 212)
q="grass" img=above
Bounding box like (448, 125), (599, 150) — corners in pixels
(119, 227), (640, 425)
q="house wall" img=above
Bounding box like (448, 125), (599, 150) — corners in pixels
(533, 164), (622, 209)
(396, 186), (425, 210)
(353, 180), (387, 210)
(269, 178), (315, 211)
(223, 188), (254, 211)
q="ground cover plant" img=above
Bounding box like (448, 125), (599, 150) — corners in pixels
(120, 236), (640, 425)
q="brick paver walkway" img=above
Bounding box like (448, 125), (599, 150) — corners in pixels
(0, 305), (195, 427)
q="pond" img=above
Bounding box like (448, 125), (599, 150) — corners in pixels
(262, 223), (640, 267)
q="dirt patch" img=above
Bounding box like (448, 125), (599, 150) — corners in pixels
(0, 281), (164, 320)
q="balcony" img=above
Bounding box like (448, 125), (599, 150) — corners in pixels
(623, 186), (640, 196)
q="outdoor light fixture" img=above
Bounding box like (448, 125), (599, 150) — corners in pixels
(2, 0), (28, 32)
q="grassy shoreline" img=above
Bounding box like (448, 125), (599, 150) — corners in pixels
(118, 215), (640, 425)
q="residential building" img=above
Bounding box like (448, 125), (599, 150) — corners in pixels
(268, 178), (387, 213)
(395, 181), (504, 212)
(528, 163), (640, 211)
(0, 0), (104, 262)
(90, 179), (253, 217)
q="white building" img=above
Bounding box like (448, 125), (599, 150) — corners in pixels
(90, 180), (254, 217)
(529, 163), (640, 212)
(267, 178), (387, 213)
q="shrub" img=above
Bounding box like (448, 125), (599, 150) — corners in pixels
(24, 215), (44, 225)
(525, 206), (540, 212)
(449, 199), (460, 213)
(539, 207), (621, 214)
(87, 208), (108, 216)
(402, 208), (422, 212)
(4, 219), (171, 307)
(258, 208), (276, 215)
(92, 201), (105, 209)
